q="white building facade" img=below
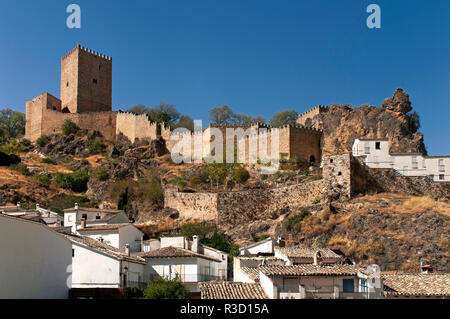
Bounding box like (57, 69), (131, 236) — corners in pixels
(352, 138), (449, 182)
(0, 215), (72, 299)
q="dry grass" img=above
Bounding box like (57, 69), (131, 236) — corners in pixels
(394, 196), (450, 217)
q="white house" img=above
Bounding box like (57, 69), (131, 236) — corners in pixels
(0, 202), (63, 226)
(63, 204), (130, 233)
(0, 214), (72, 299)
(135, 235), (228, 291)
(274, 246), (343, 266)
(258, 264), (383, 299)
(352, 138), (450, 182)
(238, 237), (276, 256)
(67, 234), (147, 289)
(77, 223), (144, 253)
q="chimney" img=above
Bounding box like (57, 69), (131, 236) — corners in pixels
(192, 235), (199, 253)
(17, 202), (21, 209)
(125, 244), (130, 256)
(80, 218), (86, 229)
(36, 204), (40, 210)
(74, 202), (79, 210)
(313, 251), (322, 266)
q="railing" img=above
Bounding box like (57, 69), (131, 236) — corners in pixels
(148, 273), (225, 283)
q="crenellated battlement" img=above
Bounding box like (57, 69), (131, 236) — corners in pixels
(296, 105), (329, 126)
(62, 44), (112, 61)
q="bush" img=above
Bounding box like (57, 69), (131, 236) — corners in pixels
(143, 277), (190, 299)
(62, 120), (80, 136)
(122, 286), (143, 299)
(36, 135), (50, 147)
(10, 162), (29, 175)
(285, 209), (310, 231)
(41, 157), (57, 165)
(49, 194), (97, 214)
(233, 167), (250, 184)
(94, 168), (109, 181)
(0, 139), (31, 154)
(117, 187), (129, 212)
(88, 138), (103, 155)
(54, 170), (89, 192)
(35, 174), (52, 187)
(80, 158), (89, 166)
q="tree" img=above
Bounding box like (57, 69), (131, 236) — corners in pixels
(0, 109), (25, 138)
(269, 110), (298, 127)
(209, 105), (234, 125)
(143, 277), (190, 299)
(148, 103), (180, 125)
(174, 115), (195, 131)
(409, 112), (421, 133)
(128, 104), (149, 115)
(117, 187), (129, 212)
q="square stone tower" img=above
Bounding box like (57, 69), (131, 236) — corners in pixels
(61, 45), (112, 113)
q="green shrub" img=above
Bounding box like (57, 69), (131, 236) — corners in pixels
(143, 277), (190, 299)
(312, 196), (321, 204)
(95, 168), (109, 181)
(233, 167), (250, 184)
(1, 139), (31, 154)
(10, 162), (29, 175)
(41, 157), (57, 165)
(62, 120), (80, 136)
(87, 138), (103, 155)
(136, 176), (164, 203)
(54, 170), (89, 192)
(251, 234), (269, 242)
(49, 194), (97, 214)
(117, 187), (129, 212)
(35, 174), (52, 187)
(285, 209), (310, 231)
(122, 286), (143, 299)
(36, 135), (50, 147)
(169, 176), (187, 190)
(80, 158), (89, 166)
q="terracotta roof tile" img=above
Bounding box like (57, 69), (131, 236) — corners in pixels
(77, 223), (132, 232)
(199, 281), (268, 299)
(275, 246), (342, 259)
(241, 267), (260, 281)
(136, 246), (221, 262)
(260, 264), (361, 276)
(382, 273), (450, 297)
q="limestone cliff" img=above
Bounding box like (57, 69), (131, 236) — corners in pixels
(304, 89), (426, 156)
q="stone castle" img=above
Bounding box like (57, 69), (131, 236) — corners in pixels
(26, 46), (327, 163)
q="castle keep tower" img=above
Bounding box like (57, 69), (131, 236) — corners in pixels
(61, 45), (112, 113)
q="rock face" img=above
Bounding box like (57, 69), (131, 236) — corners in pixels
(305, 89), (426, 156)
(382, 88), (412, 114)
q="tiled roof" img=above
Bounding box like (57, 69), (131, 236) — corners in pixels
(77, 223), (132, 232)
(136, 246), (221, 262)
(199, 281), (268, 299)
(241, 267), (260, 281)
(65, 234), (146, 264)
(275, 246), (342, 259)
(260, 264), (361, 277)
(382, 273), (450, 297)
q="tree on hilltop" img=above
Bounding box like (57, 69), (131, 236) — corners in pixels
(269, 109), (298, 127)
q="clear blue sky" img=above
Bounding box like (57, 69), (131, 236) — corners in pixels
(0, 0), (449, 154)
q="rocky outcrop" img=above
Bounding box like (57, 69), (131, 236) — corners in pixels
(304, 89), (426, 156)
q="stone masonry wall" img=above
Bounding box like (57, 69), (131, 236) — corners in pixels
(164, 180), (326, 226)
(296, 105), (329, 126)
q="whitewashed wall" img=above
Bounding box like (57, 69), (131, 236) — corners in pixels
(0, 216), (71, 298)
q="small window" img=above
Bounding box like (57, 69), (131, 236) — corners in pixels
(82, 214), (87, 219)
(338, 172), (342, 176)
(439, 175), (445, 181)
(68, 216), (72, 222)
(375, 142), (381, 150)
(72, 249), (75, 257)
(330, 159), (334, 163)
(66, 82), (69, 87)
(99, 65), (102, 70)
(93, 78), (97, 84)
(96, 215), (101, 220)
(343, 279), (355, 293)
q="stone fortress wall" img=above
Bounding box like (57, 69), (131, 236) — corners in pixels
(25, 45), (323, 164)
(296, 105), (329, 126)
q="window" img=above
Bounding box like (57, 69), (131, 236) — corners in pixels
(375, 142), (380, 150)
(330, 159), (334, 163)
(359, 279), (367, 293)
(82, 214), (87, 219)
(439, 175), (445, 181)
(66, 81), (69, 87)
(343, 279), (355, 293)
(72, 249), (74, 257)
(338, 172), (342, 176)
(439, 159), (445, 172)
(93, 78), (97, 84)
(412, 157), (418, 169)
(96, 215), (101, 220)
(68, 216), (72, 222)
(365, 146), (370, 154)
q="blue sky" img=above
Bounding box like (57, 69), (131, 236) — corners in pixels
(0, 0), (449, 154)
